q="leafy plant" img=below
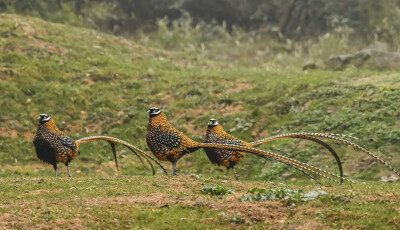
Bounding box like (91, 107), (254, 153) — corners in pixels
(239, 187), (328, 203)
(201, 184), (235, 196)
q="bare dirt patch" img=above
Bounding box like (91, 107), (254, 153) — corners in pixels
(0, 127), (18, 138)
(223, 104), (244, 115)
(23, 130), (35, 140)
(84, 123), (103, 134)
(28, 38), (68, 56)
(0, 213), (33, 229)
(0, 213), (87, 230)
(214, 82), (254, 96)
(14, 20), (68, 56)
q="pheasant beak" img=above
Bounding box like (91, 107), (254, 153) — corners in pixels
(147, 109), (150, 113)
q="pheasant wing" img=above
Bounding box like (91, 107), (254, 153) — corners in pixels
(160, 132), (182, 148)
(60, 135), (77, 150)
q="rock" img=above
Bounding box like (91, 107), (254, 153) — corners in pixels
(325, 49), (400, 71)
(302, 62), (318, 70)
(117, 111), (125, 117)
(381, 174), (399, 183)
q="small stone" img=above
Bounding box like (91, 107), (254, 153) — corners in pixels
(381, 175), (399, 183)
(117, 111), (124, 117)
(302, 62), (317, 70)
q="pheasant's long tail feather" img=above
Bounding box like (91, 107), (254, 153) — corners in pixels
(76, 136), (168, 175)
(106, 141), (119, 171)
(259, 154), (321, 184)
(127, 146), (155, 175)
(76, 136), (144, 169)
(123, 144), (168, 175)
(269, 155), (341, 184)
(253, 136), (344, 184)
(266, 149), (347, 184)
(297, 136), (343, 183)
(201, 143), (340, 184)
(198, 143), (354, 184)
(251, 132), (399, 176)
(323, 133), (358, 141)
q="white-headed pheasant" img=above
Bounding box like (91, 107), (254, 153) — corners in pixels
(145, 107), (351, 184)
(33, 114), (167, 176)
(204, 118), (399, 181)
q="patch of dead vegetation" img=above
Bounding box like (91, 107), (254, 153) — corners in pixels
(23, 130), (35, 140)
(111, 37), (138, 48)
(352, 73), (400, 88)
(0, 213), (33, 229)
(19, 188), (64, 198)
(28, 38), (68, 56)
(0, 67), (20, 81)
(0, 213), (87, 230)
(214, 82), (254, 96)
(223, 104), (244, 115)
(0, 127), (18, 138)
(84, 123), (103, 134)
(13, 20), (68, 56)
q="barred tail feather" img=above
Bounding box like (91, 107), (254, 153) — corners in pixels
(199, 143), (354, 184)
(106, 141), (119, 171)
(323, 133), (358, 141)
(252, 135), (344, 183)
(76, 136), (168, 175)
(257, 154), (321, 184)
(252, 132), (399, 177)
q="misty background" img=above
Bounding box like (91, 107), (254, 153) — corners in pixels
(1, 0), (400, 68)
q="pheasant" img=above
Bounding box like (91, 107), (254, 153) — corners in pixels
(146, 107), (351, 184)
(33, 114), (167, 177)
(205, 118), (400, 180)
(204, 118), (342, 181)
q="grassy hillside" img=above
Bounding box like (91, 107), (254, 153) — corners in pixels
(0, 13), (399, 181)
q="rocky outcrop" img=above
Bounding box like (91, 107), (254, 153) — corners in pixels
(325, 49), (400, 71)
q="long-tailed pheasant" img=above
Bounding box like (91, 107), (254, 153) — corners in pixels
(204, 118), (342, 181)
(145, 107), (350, 184)
(33, 114), (166, 176)
(205, 118), (399, 180)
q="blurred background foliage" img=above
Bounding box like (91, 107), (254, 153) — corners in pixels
(1, 0), (400, 66)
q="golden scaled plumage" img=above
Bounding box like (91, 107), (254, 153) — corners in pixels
(34, 114), (167, 177)
(147, 110), (200, 164)
(204, 123), (250, 169)
(33, 114), (79, 177)
(146, 108), (353, 183)
(34, 118), (78, 165)
(43, 119), (78, 164)
(204, 119), (345, 182)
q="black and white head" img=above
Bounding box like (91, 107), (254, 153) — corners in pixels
(38, 114), (51, 123)
(147, 107), (162, 117)
(208, 118), (219, 127)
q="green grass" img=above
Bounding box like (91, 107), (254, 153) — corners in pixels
(0, 174), (399, 229)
